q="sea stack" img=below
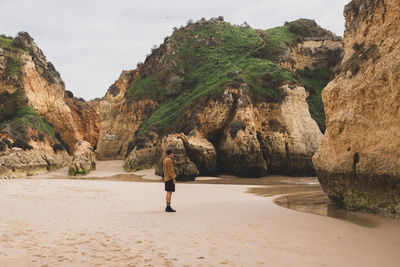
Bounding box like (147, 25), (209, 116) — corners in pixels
(313, 0), (400, 217)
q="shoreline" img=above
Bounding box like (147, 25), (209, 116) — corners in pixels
(1, 161), (399, 266)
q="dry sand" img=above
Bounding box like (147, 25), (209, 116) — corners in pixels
(0, 161), (399, 266)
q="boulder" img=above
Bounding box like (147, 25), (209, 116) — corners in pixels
(68, 140), (96, 176)
(124, 146), (159, 172)
(155, 134), (199, 181)
(184, 132), (217, 175)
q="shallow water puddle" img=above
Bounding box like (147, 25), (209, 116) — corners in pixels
(273, 191), (379, 227)
(247, 185), (379, 227)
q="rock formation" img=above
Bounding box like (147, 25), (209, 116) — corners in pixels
(154, 134), (199, 181)
(68, 140), (96, 176)
(14, 33), (100, 152)
(0, 32), (99, 178)
(313, 0), (400, 217)
(184, 132), (217, 175)
(0, 130), (70, 178)
(96, 69), (159, 160)
(0, 18), (344, 180)
(117, 18), (341, 179)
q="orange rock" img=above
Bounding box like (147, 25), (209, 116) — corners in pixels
(313, 0), (400, 217)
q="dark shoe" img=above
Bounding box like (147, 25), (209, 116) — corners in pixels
(165, 206), (176, 212)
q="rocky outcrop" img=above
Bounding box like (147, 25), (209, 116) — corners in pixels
(184, 132), (217, 175)
(154, 134), (199, 181)
(115, 19), (341, 178)
(124, 83), (322, 178)
(255, 85), (323, 176)
(313, 0), (400, 217)
(0, 32), (99, 178)
(0, 147), (69, 178)
(213, 88), (267, 177)
(63, 94), (100, 150)
(0, 130), (70, 178)
(282, 40), (343, 72)
(123, 146), (159, 172)
(96, 69), (158, 160)
(269, 19), (344, 73)
(68, 140), (96, 176)
(0, 32), (100, 153)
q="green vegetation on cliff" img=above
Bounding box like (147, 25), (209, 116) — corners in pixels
(0, 35), (27, 51)
(0, 36), (14, 48)
(0, 89), (55, 138)
(297, 68), (332, 132)
(5, 56), (23, 85)
(126, 18), (337, 134)
(0, 33), (63, 145)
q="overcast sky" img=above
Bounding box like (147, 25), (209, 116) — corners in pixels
(1, 0), (350, 100)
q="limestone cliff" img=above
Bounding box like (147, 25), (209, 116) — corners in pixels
(0, 32), (100, 178)
(96, 69), (158, 160)
(98, 18), (342, 179)
(14, 33), (100, 152)
(313, 0), (400, 217)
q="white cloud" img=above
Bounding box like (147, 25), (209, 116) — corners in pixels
(0, 0), (350, 100)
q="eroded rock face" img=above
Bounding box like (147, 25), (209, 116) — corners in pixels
(282, 40), (343, 72)
(68, 140), (96, 176)
(155, 134), (199, 181)
(313, 0), (400, 217)
(0, 148), (69, 178)
(255, 85), (323, 176)
(122, 84), (323, 178)
(217, 88), (267, 177)
(0, 32), (99, 178)
(193, 86), (322, 177)
(111, 19), (341, 179)
(96, 69), (158, 160)
(0, 131), (70, 178)
(184, 132), (217, 175)
(0, 32), (100, 153)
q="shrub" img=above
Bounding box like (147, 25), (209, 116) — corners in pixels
(38, 133), (44, 141)
(166, 76), (183, 95)
(268, 119), (287, 133)
(230, 121), (246, 138)
(0, 35), (14, 48)
(0, 90), (56, 138)
(6, 123), (30, 143)
(5, 56), (23, 83)
(65, 90), (74, 98)
(55, 132), (70, 153)
(51, 143), (65, 152)
(297, 67), (332, 132)
(2, 138), (12, 148)
(0, 141), (6, 152)
(108, 84), (120, 97)
(13, 138), (33, 150)
(286, 19), (337, 40)
(126, 136), (149, 156)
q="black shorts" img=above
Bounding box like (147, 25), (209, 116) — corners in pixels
(165, 179), (175, 192)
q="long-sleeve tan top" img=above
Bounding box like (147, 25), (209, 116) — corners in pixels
(163, 157), (176, 181)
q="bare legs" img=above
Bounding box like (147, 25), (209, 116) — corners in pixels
(165, 191), (176, 212)
(166, 191), (172, 203)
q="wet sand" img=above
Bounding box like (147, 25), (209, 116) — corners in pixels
(1, 161), (399, 266)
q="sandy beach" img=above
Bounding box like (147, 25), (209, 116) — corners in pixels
(1, 161), (399, 266)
